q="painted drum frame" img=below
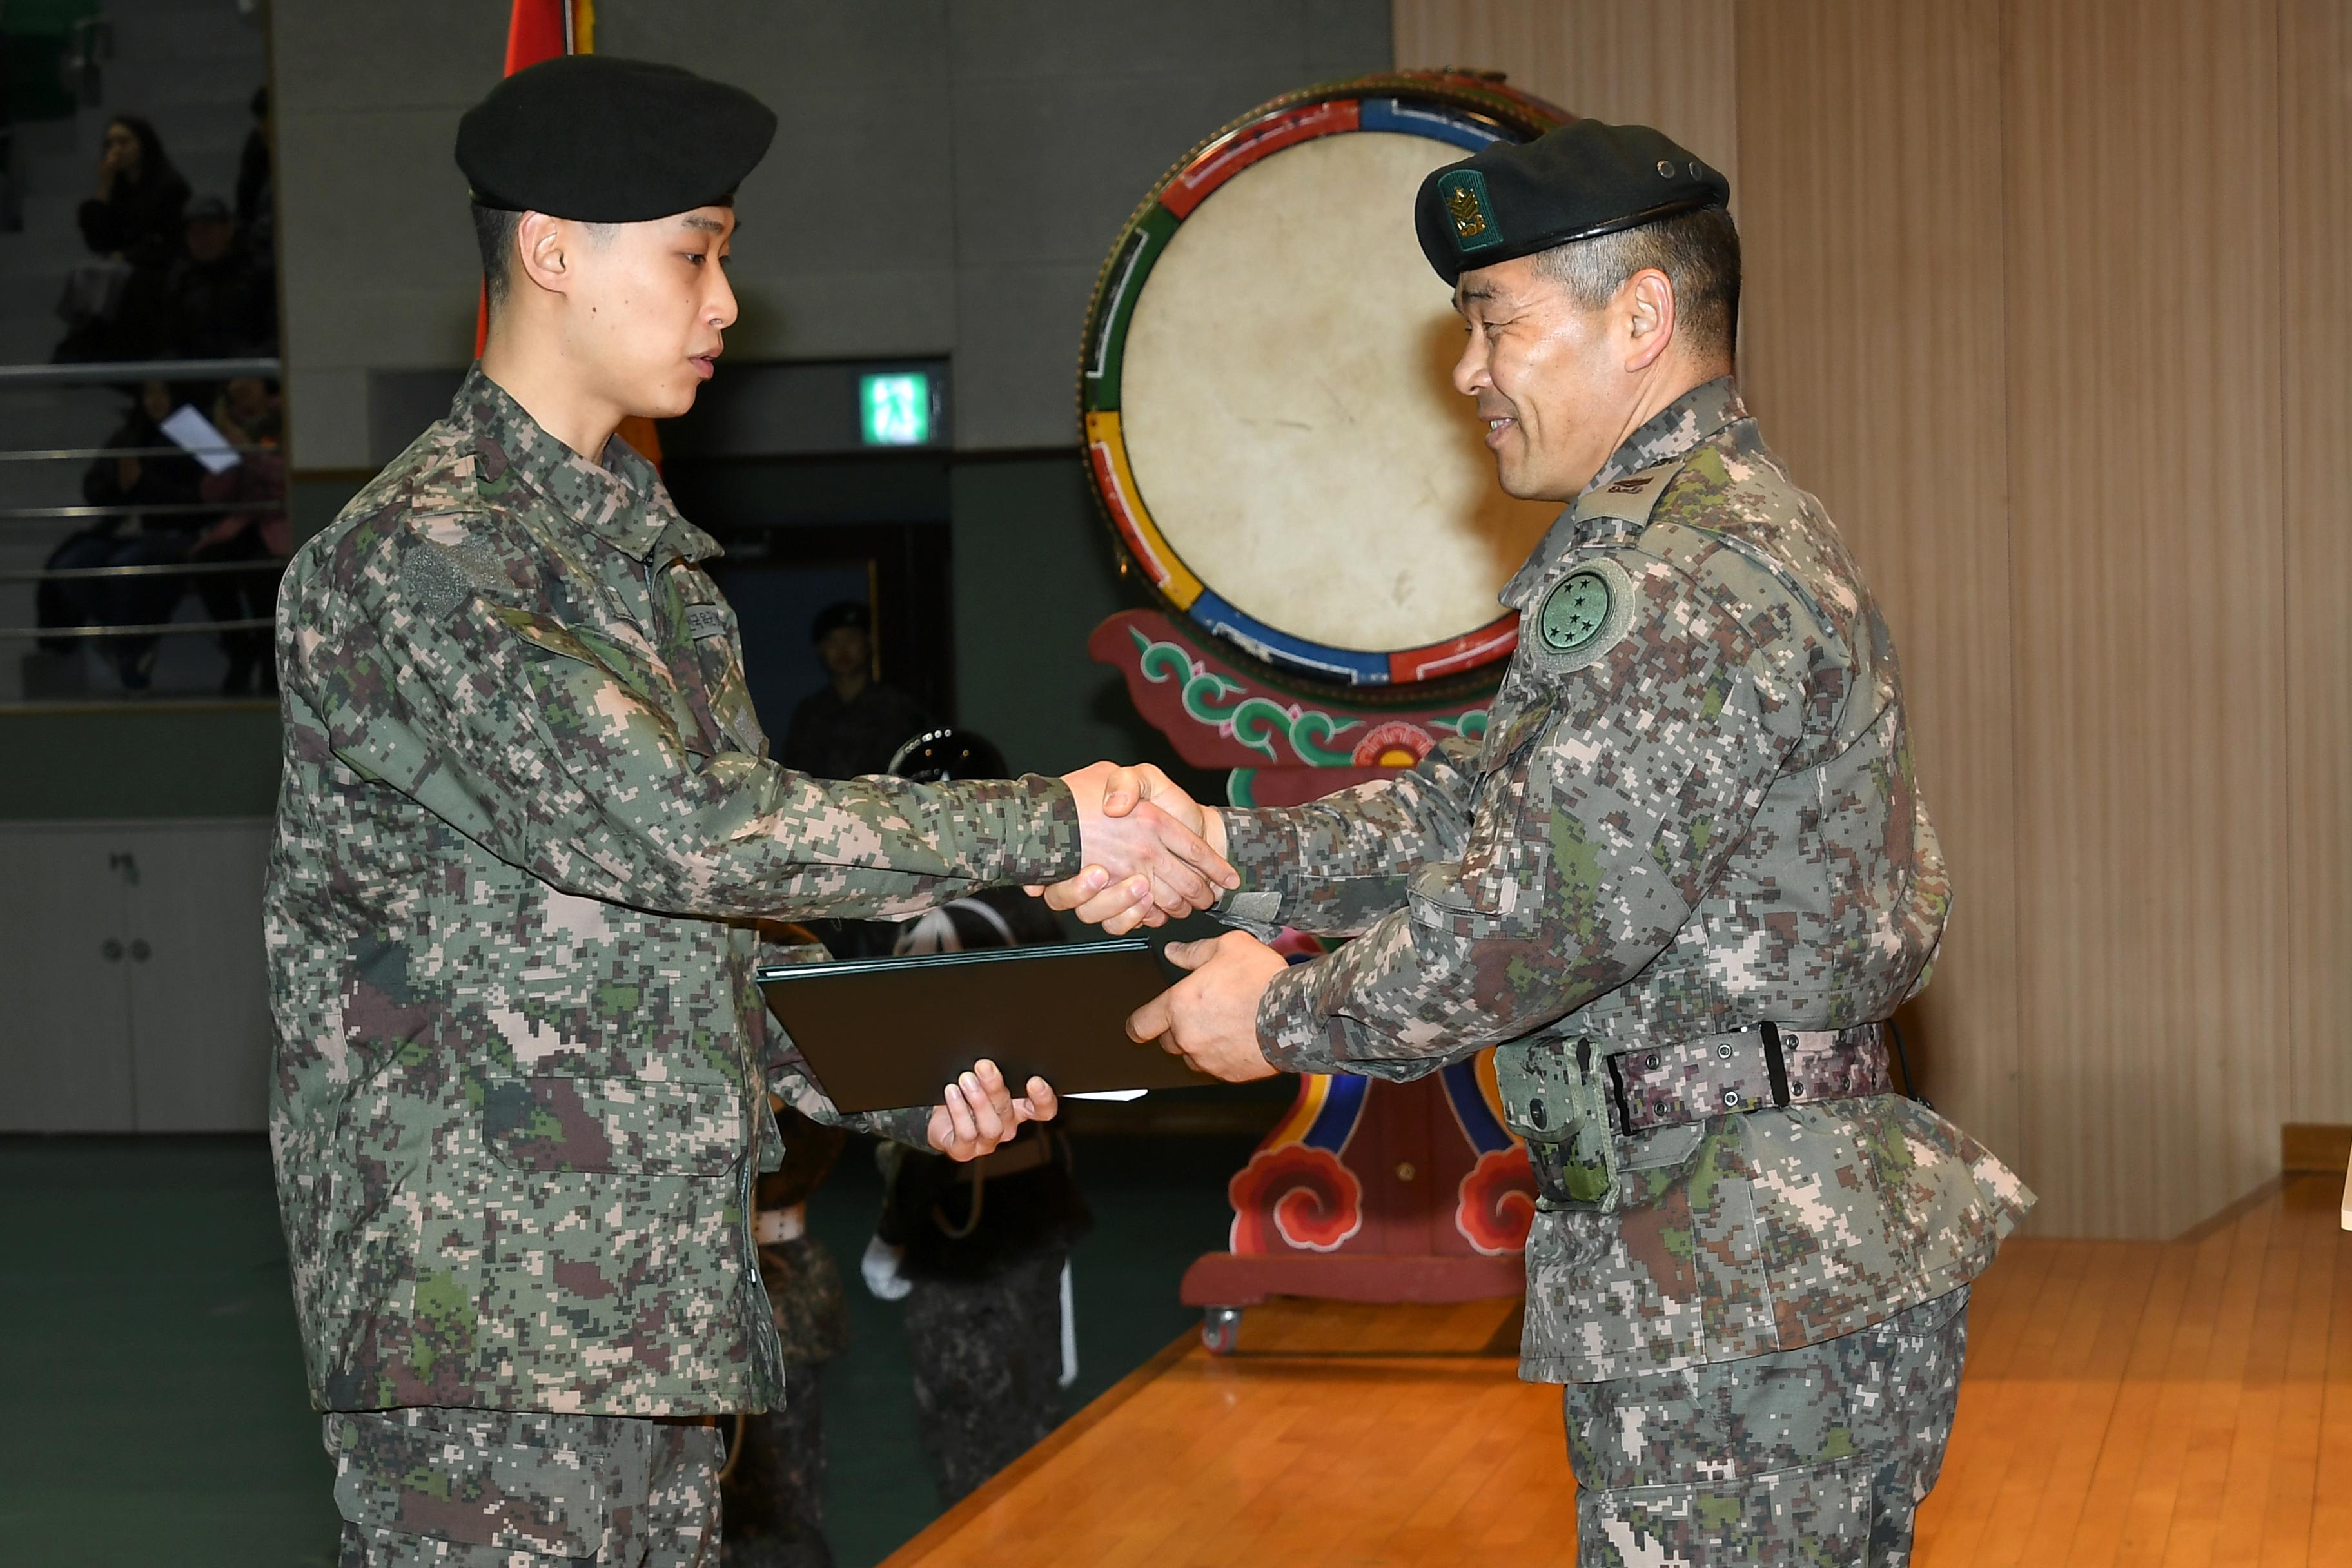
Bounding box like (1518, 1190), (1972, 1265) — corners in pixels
(1077, 72), (1568, 694)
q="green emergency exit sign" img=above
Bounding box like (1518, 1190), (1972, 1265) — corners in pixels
(859, 371), (932, 446)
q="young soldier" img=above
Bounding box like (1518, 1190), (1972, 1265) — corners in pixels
(1110, 121), (2034, 1567)
(266, 55), (1231, 1563)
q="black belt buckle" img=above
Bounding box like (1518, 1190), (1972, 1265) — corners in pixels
(1759, 1022), (1792, 1110)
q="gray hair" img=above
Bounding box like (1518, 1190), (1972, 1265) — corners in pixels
(1531, 204), (1741, 362)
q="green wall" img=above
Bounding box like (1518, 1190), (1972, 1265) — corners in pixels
(948, 453), (1221, 796)
(0, 704), (282, 819)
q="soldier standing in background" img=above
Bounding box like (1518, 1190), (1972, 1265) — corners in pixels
(1109, 121), (2034, 1567)
(781, 601), (933, 781)
(264, 55), (1233, 1564)
(724, 1092), (851, 1568)
(868, 730), (1093, 1507)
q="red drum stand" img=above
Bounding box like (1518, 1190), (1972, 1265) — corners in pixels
(1091, 610), (1535, 1351)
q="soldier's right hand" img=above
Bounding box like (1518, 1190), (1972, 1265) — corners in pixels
(1042, 762), (1236, 934)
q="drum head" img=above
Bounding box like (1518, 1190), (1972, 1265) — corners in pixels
(1081, 76), (1567, 691)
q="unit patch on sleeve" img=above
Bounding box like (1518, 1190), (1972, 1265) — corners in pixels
(1532, 557), (1636, 672)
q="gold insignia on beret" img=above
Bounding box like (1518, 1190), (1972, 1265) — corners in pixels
(1446, 183), (1487, 239)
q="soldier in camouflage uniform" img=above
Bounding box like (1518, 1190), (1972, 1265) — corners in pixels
(267, 56), (1230, 1565)
(722, 1099), (850, 1568)
(1115, 122), (2033, 1565)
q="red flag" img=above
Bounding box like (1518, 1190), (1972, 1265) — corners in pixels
(473, 3), (658, 463)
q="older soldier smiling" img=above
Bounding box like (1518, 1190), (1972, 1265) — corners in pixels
(1090, 119), (2033, 1568)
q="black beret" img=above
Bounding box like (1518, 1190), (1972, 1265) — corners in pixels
(1415, 120), (1730, 286)
(810, 600), (870, 642)
(456, 54), (777, 223)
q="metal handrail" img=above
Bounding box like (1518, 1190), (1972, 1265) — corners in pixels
(3, 559), (286, 582)
(0, 357), (282, 387)
(0, 444), (278, 463)
(1, 618), (273, 640)
(0, 501), (282, 522)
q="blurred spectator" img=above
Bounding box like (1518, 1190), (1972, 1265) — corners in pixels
(38, 380), (206, 689)
(189, 376), (287, 694)
(237, 86), (273, 259)
(781, 601), (931, 779)
(56, 116), (190, 361)
(77, 115), (188, 269)
(148, 195), (276, 357)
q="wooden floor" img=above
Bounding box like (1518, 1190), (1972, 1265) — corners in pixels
(884, 1174), (2351, 1566)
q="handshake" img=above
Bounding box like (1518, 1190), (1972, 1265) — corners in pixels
(1039, 762), (1290, 1083)
(926, 761), (1290, 1161)
(1034, 761), (1234, 932)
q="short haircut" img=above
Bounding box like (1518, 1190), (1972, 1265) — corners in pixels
(1533, 204), (1741, 362)
(470, 204), (702, 311)
(471, 204), (524, 306)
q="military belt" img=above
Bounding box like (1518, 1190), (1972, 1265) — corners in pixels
(1519, 1022), (1892, 1212)
(752, 1204), (807, 1246)
(1605, 1021), (1891, 1135)
(952, 1126), (1058, 1183)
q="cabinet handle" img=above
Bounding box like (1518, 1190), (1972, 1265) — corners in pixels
(129, 939), (151, 962)
(101, 939), (123, 961)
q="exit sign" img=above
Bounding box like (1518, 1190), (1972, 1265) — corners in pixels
(859, 371), (932, 446)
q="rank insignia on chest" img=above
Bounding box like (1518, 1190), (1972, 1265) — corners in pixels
(1533, 558), (1636, 671)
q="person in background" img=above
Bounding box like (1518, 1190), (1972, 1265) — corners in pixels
(41, 378), (203, 688)
(189, 376), (287, 694)
(865, 729), (1093, 1507)
(76, 114), (187, 271)
(153, 195), (277, 358)
(55, 115), (189, 361)
(236, 86), (273, 260)
(725, 1043), (854, 1568)
(781, 600), (932, 781)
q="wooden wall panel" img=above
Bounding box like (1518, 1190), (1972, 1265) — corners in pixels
(1391, 0), (1740, 194)
(2001, 0), (2287, 1236)
(2280, 2), (2352, 1133)
(1732, 3), (2022, 1173)
(1393, 0), (2335, 1237)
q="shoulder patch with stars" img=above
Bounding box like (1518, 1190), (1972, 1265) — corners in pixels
(1531, 556), (1636, 672)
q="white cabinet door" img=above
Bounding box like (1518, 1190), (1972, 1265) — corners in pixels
(0, 827), (136, 1130)
(122, 821), (273, 1131)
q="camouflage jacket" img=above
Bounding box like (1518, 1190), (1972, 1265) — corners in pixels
(1215, 378), (2033, 1384)
(265, 367), (1079, 1416)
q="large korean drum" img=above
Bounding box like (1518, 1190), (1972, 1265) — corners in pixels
(1079, 74), (1569, 692)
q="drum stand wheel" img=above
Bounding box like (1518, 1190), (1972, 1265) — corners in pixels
(1201, 1305), (1243, 1356)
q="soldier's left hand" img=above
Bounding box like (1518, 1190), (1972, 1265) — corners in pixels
(926, 1058), (1059, 1161)
(1126, 931), (1285, 1081)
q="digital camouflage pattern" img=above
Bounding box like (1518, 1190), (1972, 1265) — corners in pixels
(721, 1364), (834, 1568)
(1564, 1284), (1969, 1567)
(266, 366), (1081, 1418)
(1215, 378), (2032, 1383)
(328, 1405), (722, 1565)
(905, 1248), (1068, 1505)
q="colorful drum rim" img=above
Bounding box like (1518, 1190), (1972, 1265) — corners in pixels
(1077, 72), (1569, 691)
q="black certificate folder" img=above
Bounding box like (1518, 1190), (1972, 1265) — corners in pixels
(756, 938), (1211, 1114)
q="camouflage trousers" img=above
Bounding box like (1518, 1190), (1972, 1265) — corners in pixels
(1563, 1284), (1970, 1567)
(905, 1247), (1067, 1505)
(326, 1406), (723, 1565)
(720, 1361), (831, 1568)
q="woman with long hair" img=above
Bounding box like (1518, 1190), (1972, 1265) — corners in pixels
(77, 114), (188, 271)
